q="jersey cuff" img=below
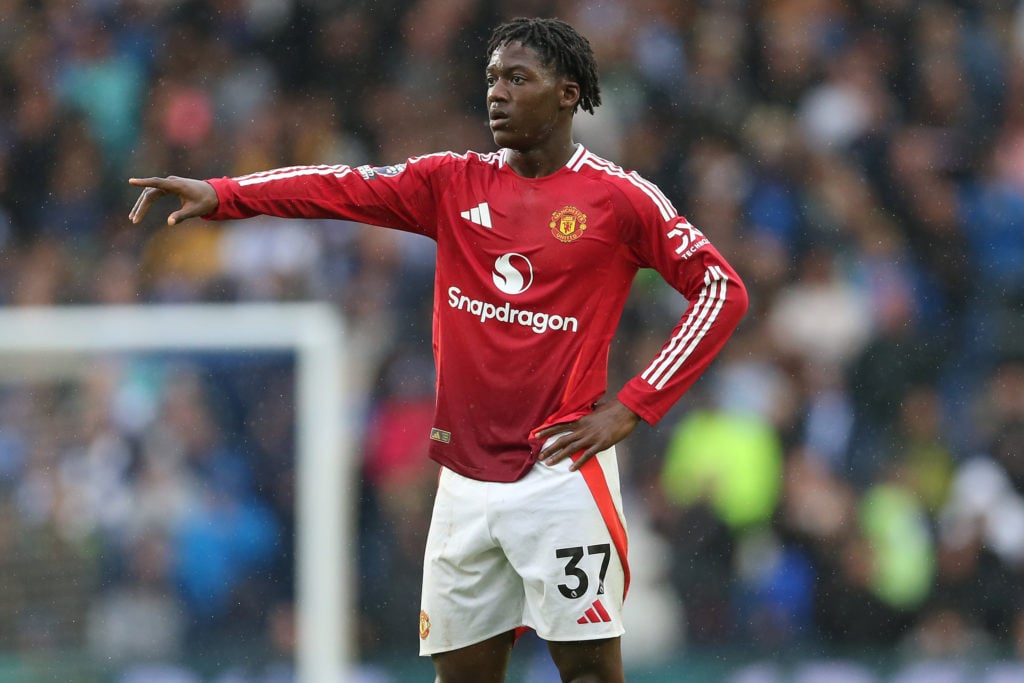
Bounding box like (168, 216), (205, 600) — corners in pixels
(615, 385), (659, 426)
(202, 177), (234, 220)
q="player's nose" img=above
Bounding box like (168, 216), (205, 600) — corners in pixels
(487, 82), (509, 103)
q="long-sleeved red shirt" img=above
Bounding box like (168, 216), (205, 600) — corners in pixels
(206, 145), (748, 482)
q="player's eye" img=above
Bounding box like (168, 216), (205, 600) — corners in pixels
(486, 75), (498, 86)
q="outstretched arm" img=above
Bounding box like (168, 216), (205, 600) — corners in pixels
(128, 176), (219, 226)
(130, 159), (445, 235)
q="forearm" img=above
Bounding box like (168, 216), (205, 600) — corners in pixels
(619, 263), (749, 424)
(203, 163), (431, 234)
(204, 168), (357, 221)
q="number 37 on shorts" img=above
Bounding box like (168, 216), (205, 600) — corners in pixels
(555, 543), (611, 599)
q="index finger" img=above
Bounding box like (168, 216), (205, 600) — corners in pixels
(536, 421), (575, 439)
(128, 176), (175, 190)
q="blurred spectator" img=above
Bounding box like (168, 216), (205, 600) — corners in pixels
(87, 530), (186, 662)
(55, 13), (144, 165)
(660, 407), (783, 533)
(359, 348), (437, 651)
(656, 396), (784, 646)
(767, 245), (873, 370)
(857, 479), (934, 611)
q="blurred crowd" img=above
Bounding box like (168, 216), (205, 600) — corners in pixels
(2, 0), (1024, 679)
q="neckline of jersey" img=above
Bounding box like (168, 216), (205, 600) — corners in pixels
(500, 144), (586, 179)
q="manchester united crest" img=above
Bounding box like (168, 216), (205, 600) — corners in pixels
(419, 610), (431, 640)
(549, 206), (588, 243)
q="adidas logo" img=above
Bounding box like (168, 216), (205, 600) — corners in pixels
(460, 202), (492, 228)
(576, 599), (612, 624)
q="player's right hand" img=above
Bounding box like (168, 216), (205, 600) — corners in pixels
(128, 176), (219, 226)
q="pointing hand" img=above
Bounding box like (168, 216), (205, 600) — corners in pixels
(128, 176), (219, 226)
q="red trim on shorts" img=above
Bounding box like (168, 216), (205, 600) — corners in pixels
(572, 454), (631, 597)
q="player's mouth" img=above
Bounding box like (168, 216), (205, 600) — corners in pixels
(489, 110), (510, 129)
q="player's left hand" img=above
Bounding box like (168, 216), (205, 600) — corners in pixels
(536, 399), (641, 471)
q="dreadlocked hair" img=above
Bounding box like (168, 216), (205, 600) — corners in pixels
(486, 17), (602, 115)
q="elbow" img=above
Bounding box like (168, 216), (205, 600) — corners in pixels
(734, 272), (750, 316)
(727, 270), (750, 328)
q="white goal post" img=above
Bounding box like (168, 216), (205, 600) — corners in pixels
(0, 303), (353, 683)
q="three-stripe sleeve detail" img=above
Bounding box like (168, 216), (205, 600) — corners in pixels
(236, 165), (353, 186)
(641, 266), (729, 390)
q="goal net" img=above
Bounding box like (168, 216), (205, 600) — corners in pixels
(0, 303), (353, 682)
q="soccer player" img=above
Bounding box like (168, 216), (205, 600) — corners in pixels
(129, 17), (748, 683)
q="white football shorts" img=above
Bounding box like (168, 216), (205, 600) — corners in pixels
(418, 447), (629, 655)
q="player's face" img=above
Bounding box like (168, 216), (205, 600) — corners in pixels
(486, 42), (577, 151)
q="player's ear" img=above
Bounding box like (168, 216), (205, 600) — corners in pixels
(561, 80), (581, 111)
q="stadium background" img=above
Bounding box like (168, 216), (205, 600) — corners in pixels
(1, 0), (1024, 681)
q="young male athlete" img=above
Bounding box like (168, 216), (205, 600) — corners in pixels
(128, 17), (748, 683)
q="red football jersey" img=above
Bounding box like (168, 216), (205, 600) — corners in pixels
(205, 145), (748, 482)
